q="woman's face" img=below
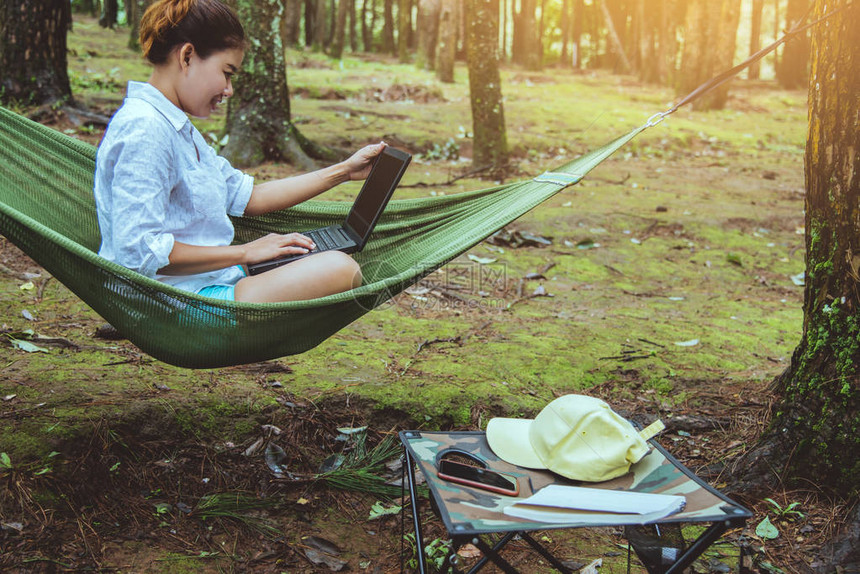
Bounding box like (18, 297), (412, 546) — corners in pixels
(177, 46), (244, 118)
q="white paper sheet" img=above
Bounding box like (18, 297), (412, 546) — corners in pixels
(503, 485), (686, 525)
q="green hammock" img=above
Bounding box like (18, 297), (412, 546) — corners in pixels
(0, 106), (644, 368)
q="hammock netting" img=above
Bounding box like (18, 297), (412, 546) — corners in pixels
(0, 106), (644, 368)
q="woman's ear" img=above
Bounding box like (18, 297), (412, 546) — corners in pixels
(178, 43), (195, 69)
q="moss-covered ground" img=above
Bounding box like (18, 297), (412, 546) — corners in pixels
(0, 15), (824, 573)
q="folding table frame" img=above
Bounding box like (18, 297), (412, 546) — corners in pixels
(400, 430), (751, 574)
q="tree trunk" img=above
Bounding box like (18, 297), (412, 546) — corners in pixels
(571, 0), (582, 68)
(398, 0), (412, 62)
(0, 0), (72, 107)
(776, 0), (811, 89)
(284, 0), (303, 46)
(513, 0), (540, 69)
(100, 0), (118, 28)
(748, 0), (764, 80)
(314, 0), (327, 50)
(416, 0), (441, 70)
(597, 0), (631, 73)
(436, 0), (457, 82)
(73, 0), (100, 17)
(466, 0), (507, 171)
(361, 0), (371, 50)
(382, 0), (396, 53)
(128, 0), (156, 51)
(705, 0), (741, 108)
(653, 0), (670, 84)
(331, 0), (351, 58)
(678, 0), (740, 110)
(328, 0), (337, 45)
(349, 0), (358, 52)
(304, 0), (315, 46)
(732, 0), (859, 559)
(559, 0), (570, 66)
(222, 0), (322, 170)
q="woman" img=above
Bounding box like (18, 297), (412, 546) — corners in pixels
(94, 0), (385, 303)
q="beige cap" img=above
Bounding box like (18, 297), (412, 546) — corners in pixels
(486, 395), (651, 482)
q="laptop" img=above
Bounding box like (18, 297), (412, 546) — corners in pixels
(247, 146), (411, 275)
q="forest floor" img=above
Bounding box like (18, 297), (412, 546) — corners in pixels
(1, 16), (854, 574)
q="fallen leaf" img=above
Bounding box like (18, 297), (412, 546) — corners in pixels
(756, 516), (780, 540)
(468, 254), (497, 265)
(319, 453), (345, 473)
(304, 548), (347, 571)
(457, 543), (482, 558)
(303, 535), (342, 555)
(265, 442), (289, 475)
(10, 339), (50, 353)
(368, 500), (401, 520)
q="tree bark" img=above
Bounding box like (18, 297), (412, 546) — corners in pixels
(222, 0), (324, 170)
(128, 0), (156, 51)
(398, 0), (412, 62)
(284, 0), (303, 46)
(678, 0), (741, 110)
(382, 0), (396, 53)
(436, 0), (457, 82)
(748, 0), (764, 80)
(314, 0), (327, 50)
(732, 0), (859, 547)
(597, 0), (631, 73)
(100, 0), (119, 29)
(0, 0), (72, 107)
(466, 0), (507, 171)
(416, 0), (441, 70)
(73, 0), (100, 17)
(512, 0), (540, 69)
(571, 0), (582, 68)
(776, 0), (811, 89)
(348, 0), (358, 52)
(331, 0), (351, 58)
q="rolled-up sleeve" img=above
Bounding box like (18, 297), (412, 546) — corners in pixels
(213, 150), (253, 216)
(95, 117), (177, 277)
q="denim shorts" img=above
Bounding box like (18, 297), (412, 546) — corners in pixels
(197, 284), (236, 301)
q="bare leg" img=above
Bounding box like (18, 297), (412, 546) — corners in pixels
(234, 251), (362, 303)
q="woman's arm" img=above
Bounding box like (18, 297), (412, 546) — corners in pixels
(158, 233), (317, 275)
(243, 142), (386, 216)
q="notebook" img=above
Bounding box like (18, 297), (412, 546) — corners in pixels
(247, 146), (411, 276)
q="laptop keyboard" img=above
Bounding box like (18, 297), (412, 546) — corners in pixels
(308, 227), (347, 251)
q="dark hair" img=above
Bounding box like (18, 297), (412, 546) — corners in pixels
(140, 0), (245, 64)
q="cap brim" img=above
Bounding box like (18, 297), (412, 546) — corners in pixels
(486, 417), (546, 469)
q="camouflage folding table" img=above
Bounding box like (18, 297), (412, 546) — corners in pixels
(399, 430), (751, 574)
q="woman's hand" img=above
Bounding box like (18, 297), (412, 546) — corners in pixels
(243, 232), (316, 264)
(245, 142), (388, 217)
(342, 142), (387, 181)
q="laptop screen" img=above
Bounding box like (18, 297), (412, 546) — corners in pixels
(345, 147), (411, 241)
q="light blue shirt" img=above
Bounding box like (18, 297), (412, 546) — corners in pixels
(94, 81), (253, 294)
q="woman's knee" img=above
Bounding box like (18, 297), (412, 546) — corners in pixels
(329, 251), (362, 288)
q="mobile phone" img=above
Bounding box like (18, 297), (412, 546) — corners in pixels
(437, 460), (520, 496)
